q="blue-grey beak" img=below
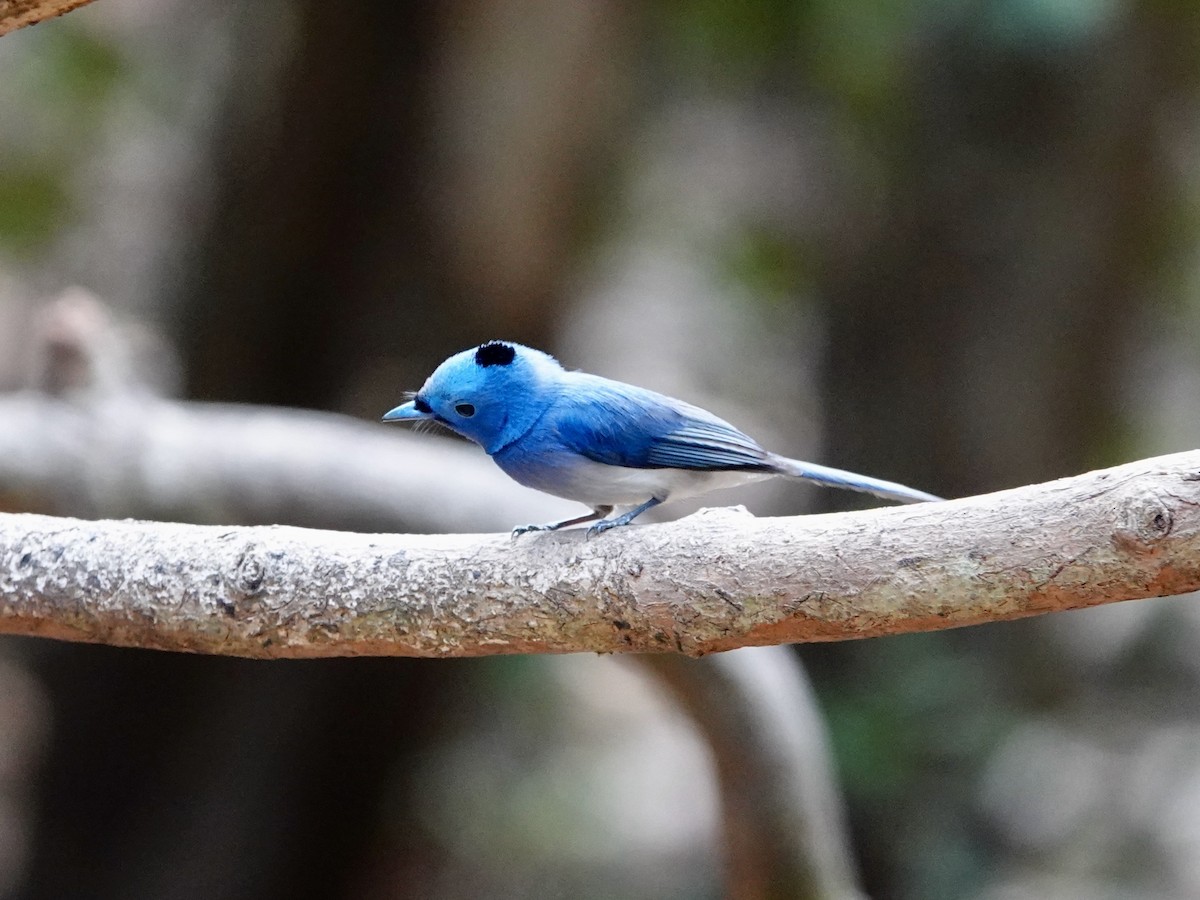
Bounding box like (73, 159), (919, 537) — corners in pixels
(381, 401), (430, 422)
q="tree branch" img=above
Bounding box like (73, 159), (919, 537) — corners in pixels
(0, 0), (94, 36)
(2, 450), (1198, 658)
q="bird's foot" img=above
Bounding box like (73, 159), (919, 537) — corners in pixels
(585, 517), (626, 539)
(584, 498), (663, 538)
(511, 523), (556, 539)
(512, 507), (614, 539)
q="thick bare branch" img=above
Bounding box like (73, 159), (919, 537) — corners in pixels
(2, 450), (1199, 658)
(0, 0), (94, 36)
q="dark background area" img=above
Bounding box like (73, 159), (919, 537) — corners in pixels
(2, 0), (1200, 897)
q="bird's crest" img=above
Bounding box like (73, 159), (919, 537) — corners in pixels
(475, 341), (516, 368)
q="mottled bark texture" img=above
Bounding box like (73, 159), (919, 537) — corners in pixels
(2, 450), (1198, 658)
(0, 0), (92, 36)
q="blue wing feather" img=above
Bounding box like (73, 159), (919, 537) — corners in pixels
(547, 375), (772, 471)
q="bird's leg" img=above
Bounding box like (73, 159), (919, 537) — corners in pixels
(512, 506), (613, 539)
(586, 497), (663, 538)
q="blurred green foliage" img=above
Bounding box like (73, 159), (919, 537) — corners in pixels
(0, 169), (69, 256)
(0, 25), (126, 258)
(29, 26), (125, 110)
(722, 226), (811, 307)
(982, 0), (1122, 48)
(657, 0), (927, 121)
(818, 631), (1017, 896)
(660, 0), (808, 82)
(821, 632), (1014, 797)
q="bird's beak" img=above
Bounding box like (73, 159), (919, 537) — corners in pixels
(381, 401), (430, 422)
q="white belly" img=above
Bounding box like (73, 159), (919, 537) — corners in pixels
(527, 457), (774, 507)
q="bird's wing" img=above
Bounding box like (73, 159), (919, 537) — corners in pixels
(643, 417), (772, 469)
(549, 376), (772, 471)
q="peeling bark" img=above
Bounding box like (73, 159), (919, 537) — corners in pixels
(2, 450), (1198, 658)
(0, 0), (94, 36)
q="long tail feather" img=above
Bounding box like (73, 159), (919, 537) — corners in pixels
(769, 454), (942, 504)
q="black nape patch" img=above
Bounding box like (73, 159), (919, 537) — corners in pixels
(475, 341), (516, 367)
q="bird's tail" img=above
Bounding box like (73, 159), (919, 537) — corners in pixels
(769, 454), (942, 504)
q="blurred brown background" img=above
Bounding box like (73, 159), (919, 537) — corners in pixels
(2, 0), (1200, 897)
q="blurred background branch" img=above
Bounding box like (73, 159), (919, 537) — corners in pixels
(0, 290), (569, 532)
(644, 648), (864, 900)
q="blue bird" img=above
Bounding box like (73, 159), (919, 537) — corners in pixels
(382, 341), (941, 536)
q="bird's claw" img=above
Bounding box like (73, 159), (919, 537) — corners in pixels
(513, 510), (638, 539)
(585, 518), (620, 539)
(511, 523), (553, 539)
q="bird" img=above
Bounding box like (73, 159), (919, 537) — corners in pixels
(382, 341), (941, 536)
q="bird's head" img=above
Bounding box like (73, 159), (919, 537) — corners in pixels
(382, 341), (561, 454)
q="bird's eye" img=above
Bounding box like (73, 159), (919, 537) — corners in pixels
(455, 403), (476, 417)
